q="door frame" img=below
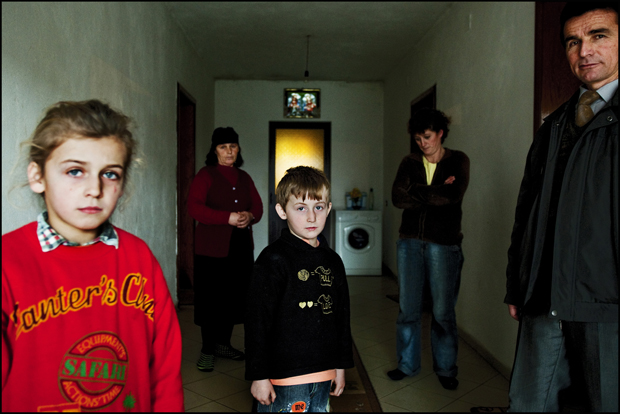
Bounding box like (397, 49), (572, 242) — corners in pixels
(534, 2), (581, 136)
(268, 122), (332, 245)
(176, 83), (196, 306)
(409, 85), (437, 153)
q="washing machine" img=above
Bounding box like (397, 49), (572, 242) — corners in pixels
(335, 210), (382, 275)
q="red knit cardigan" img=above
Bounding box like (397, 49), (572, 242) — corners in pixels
(187, 165), (263, 257)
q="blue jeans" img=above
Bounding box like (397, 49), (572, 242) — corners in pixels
(257, 380), (331, 413)
(508, 313), (618, 412)
(395, 238), (463, 377)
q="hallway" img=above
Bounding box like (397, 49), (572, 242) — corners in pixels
(178, 276), (509, 412)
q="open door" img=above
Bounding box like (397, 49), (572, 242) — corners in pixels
(268, 122), (331, 245)
(176, 84), (196, 306)
(410, 85), (436, 153)
(534, 2), (581, 135)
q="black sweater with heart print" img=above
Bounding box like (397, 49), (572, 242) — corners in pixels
(244, 229), (354, 381)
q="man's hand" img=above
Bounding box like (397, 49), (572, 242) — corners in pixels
(251, 379), (276, 406)
(444, 176), (456, 185)
(330, 369), (346, 396)
(508, 304), (520, 321)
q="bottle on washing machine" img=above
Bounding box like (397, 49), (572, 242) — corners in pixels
(368, 188), (374, 210)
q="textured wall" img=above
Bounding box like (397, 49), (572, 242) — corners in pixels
(383, 2), (536, 374)
(214, 80), (384, 256)
(2, 2), (215, 304)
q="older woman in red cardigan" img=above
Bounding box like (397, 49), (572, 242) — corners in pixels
(188, 127), (263, 372)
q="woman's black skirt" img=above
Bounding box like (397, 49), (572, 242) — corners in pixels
(193, 227), (254, 326)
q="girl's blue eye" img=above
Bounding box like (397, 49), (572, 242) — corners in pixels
(67, 169), (83, 177)
(103, 171), (120, 180)
(316, 206), (324, 211)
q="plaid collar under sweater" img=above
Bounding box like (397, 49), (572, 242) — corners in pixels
(36, 211), (119, 252)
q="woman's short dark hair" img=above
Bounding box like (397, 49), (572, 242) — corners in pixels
(409, 108), (451, 143)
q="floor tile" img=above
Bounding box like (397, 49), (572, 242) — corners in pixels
(353, 325), (395, 343)
(352, 336), (380, 351)
(216, 389), (255, 412)
(213, 358), (246, 374)
(183, 389), (212, 411)
(368, 364), (434, 386)
(459, 350), (494, 367)
(187, 401), (238, 412)
(483, 373), (510, 392)
(182, 359), (221, 384)
(358, 353), (397, 372)
(357, 340), (397, 363)
(367, 375), (411, 398)
(182, 338), (203, 363)
(459, 384), (510, 406)
(381, 385), (457, 411)
(184, 374), (250, 400)
(350, 315), (391, 329)
(457, 361), (500, 385)
(410, 375), (480, 399)
(379, 401), (412, 412)
(224, 366), (247, 382)
(438, 399), (478, 412)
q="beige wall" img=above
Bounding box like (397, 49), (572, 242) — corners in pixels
(382, 2), (536, 374)
(214, 80), (384, 255)
(1, 2), (215, 304)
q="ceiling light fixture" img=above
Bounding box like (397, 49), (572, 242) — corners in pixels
(304, 35), (310, 79)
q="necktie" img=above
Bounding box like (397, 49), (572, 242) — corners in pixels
(575, 90), (601, 127)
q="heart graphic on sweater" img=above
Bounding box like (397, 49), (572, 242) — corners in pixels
(307, 301), (314, 308)
(299, 302), (306, 309)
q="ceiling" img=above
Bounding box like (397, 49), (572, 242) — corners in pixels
(164, 2), (453, 82)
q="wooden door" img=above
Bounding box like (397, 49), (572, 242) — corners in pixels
(534, 2), (581, 135)
(176, 84), (196, 306)
(410, 85), (437, 153)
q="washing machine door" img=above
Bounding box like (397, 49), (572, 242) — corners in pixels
(348, 228), (369, 249)
(344, 224), (374, 253)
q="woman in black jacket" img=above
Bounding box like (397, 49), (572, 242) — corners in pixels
(388, 108), (470, 390)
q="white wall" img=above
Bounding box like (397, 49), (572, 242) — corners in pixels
(2, 2), (215, 304)
(383, 2), (536, 374)
(214, 80), (384, 255)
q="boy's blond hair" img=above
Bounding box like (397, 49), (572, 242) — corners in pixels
(276, 166), (331, 208)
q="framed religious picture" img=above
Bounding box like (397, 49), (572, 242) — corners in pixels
(284, 88), (320, 118)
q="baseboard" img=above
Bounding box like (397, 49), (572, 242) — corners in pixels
(458, 329), (511, 380)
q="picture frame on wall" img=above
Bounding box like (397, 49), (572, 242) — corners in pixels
(284, 88), (320, 118)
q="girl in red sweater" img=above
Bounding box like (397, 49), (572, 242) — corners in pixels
(2, 100), (184, 412)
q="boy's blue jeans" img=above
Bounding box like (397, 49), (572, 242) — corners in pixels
(257, 380), (331, 413)
(395, 238), (463, 378)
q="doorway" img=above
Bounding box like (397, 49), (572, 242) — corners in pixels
(534, 1), (581, 135)
(176, 84), (196, 306)
(268, 122), (331, 245)
(410, 85), (437, 153)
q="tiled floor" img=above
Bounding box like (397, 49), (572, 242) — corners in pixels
(177, 275), (509, 412)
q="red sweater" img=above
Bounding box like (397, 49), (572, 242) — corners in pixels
(1, 223), (184, 412)
(188, 165), (263, 257)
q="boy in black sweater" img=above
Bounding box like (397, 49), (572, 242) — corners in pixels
(245, 166), (354, 412)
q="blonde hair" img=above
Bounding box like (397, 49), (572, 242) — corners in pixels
(276, 166), (331, 208)
(25, 99), (137, 187)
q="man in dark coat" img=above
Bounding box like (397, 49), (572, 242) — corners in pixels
(504, 2), (618, 412)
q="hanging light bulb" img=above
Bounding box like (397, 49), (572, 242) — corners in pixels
(304, 35), (310, 79)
